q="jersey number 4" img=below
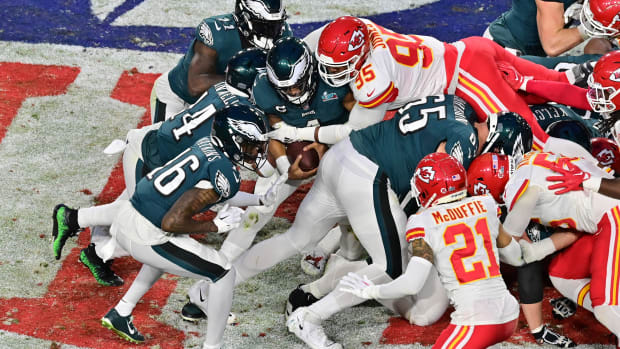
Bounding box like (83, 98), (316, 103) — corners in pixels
(444, 217), (501, 284)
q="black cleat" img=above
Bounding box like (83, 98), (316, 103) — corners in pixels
(533, 325), (577, 348)
(79, 243), (123, 286)
(550, 297), (577, 319)
(181, 302), (206, 322)
(52, 204), (81, 260)
(101, 308), (144, 343)
(285, 284), (319, 319)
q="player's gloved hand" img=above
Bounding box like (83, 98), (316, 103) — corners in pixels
(339, 272), (379, 299)
(267, 122), (301, 143)
(546, 165), (591, 195)
(569, 60), (596, 88)
(497, 61), (530, 91)
(259, 172), (288, 208)
(213, 204), (244, 233)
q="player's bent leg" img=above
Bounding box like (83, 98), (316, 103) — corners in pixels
(549, 276), (593, 312)
(300, 225), (342, 276)
(203, 268), (236, 349)
(401, 266), (449, 326)
(432, 319), (518, 349)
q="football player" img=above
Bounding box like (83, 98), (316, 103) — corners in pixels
(99, 105), (270, 349)
(243, 95), (480, 349)
(220, 36), (355, 268)
(485, 0), (616, 57)
(340, 153), (524, 348)
(269, 16), (593, 160)
(151, 0), (291, 122)
(470, 151), (620, 348)
(52, 49), (275, 286)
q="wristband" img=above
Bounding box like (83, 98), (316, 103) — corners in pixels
(583, 176), (602, 192)
(275, 155), (291, 175)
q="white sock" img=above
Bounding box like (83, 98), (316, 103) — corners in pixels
(203, 269), (235, 349)
(593, 305), (620, 339)
(78, 199), (125, 227)
(116, 264), (163, 316)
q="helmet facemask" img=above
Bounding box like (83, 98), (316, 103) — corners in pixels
(317, 48), (366, 87)
(580, 0), (620, 37)
(587, 74), (620, 113)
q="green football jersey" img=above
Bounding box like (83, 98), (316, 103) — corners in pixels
(252, 72), (350, 127)
(350, 95), (478, 199)
(131, 137), (240, 228)
(168, 14), (292, 104)
(530, 103), (602, 137)
(489, 0), (577, 56)
(143, 82), (252, 171)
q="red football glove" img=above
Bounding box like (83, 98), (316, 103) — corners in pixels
(497, 61), (526, 91)
(546, 165), (591, 195)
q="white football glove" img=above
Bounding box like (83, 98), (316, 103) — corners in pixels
(339, 272), (380, 299)
(259, 172), (288, 208)
(212, 204), (244, 233)
(267, 122), (301, 143)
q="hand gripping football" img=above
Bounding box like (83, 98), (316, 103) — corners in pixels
(286, 141), (319, 171)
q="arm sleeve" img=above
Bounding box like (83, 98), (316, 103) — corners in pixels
(316, 103), (389, 144)
(222, 191), (261, 207)
(373, 257), (433, 299)
(525, 80), (590, 110)
(503, 185), (541, 237)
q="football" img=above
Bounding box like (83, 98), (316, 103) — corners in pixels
(286, 141), (320, 171)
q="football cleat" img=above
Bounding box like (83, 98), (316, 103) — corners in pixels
(180, 302), (237, 325)
(550, 297), (577, 319)
(286, 284), (319, 319)
(300, 251), (327, 276)
(287, 307), (342, 349)
(532, 325), (577, 348)
(101, 308), (145, 344)
(79, 243), (124, 286)
(52, 204), (81, 260)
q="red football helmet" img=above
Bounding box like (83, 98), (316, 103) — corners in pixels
(581, 0), (620, 37)
(466, 153), (513, 203)
(587, 50), (620, 113)
(411, 153), (467, 208)
(591, 137), (620, 173)
(316, 16), (370, 87)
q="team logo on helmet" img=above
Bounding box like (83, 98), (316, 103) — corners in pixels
(610, 68), (620, 82)
(416, 166), (436, 184)
(348, 29), (365, 52)
(596, 148), (615, 166)
(473, 182), (489, 196)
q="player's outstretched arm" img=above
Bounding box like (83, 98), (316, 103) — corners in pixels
(187, 41), (225, 97)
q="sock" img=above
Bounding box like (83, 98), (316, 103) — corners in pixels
(116, 264), (163, 316)
(203, 269), (235, 349)
(77, 199), (125, 227)
(594, 305), (620, 339)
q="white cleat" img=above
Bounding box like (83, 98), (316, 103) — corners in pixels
(286, 307), (342, 349)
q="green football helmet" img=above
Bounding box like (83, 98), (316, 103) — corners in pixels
(226, 47), (267, 97)
(212, 104), (269, 171)
(234, 0), (286, 49)
(481, 111), (533, 159)
(265, 36), (318, 106)
(545, 119), (593, 153)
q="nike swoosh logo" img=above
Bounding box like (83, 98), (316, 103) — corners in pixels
(127, 322), (136, 335)
(214, 22), (221, 31)
(199, 288), (205, 302)
(366, 89), (375, 97)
